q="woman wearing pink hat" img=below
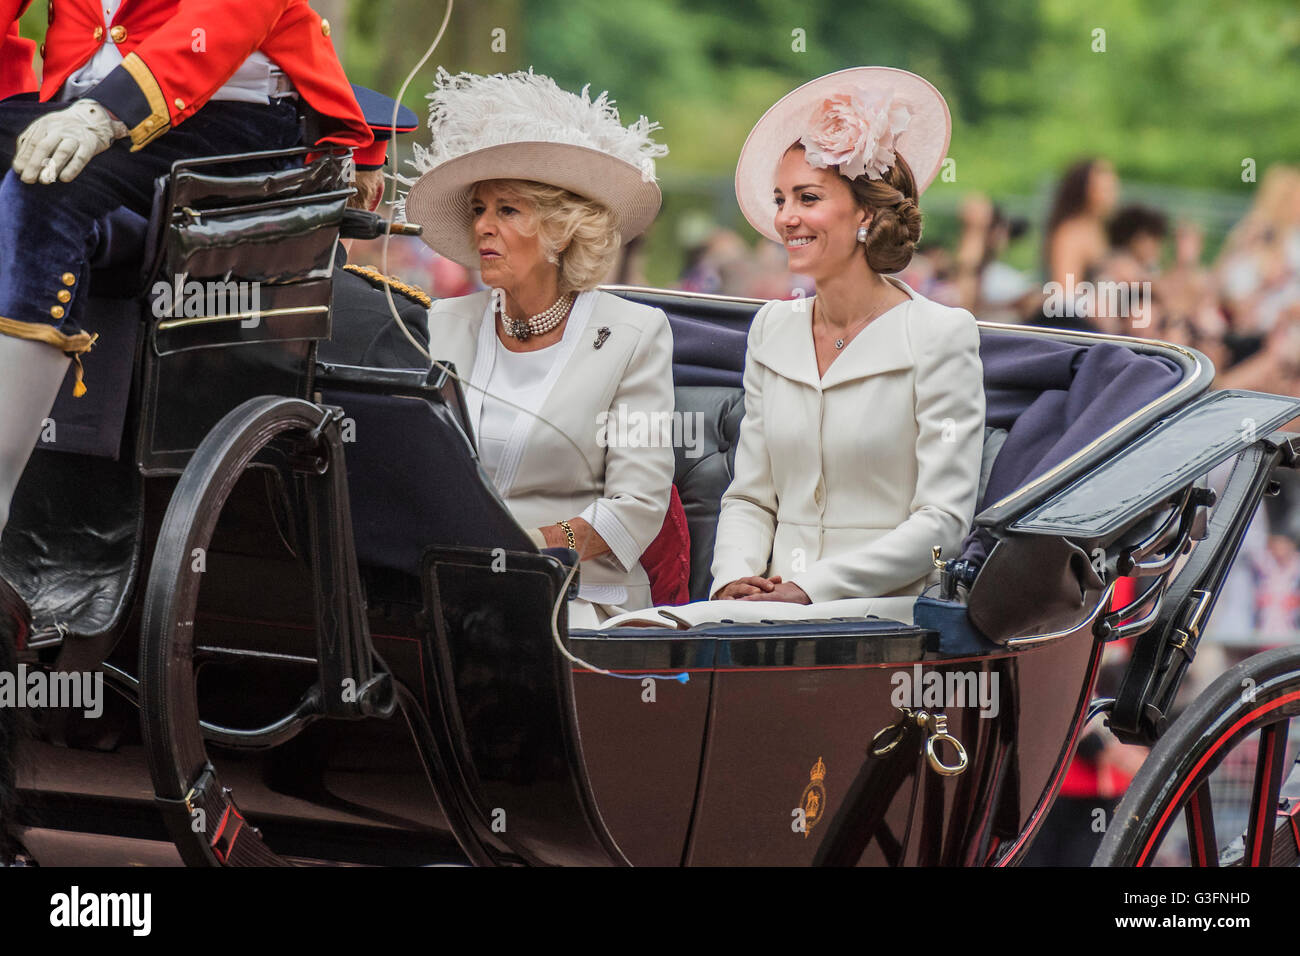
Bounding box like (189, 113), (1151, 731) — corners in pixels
(702, 68), (986, 626)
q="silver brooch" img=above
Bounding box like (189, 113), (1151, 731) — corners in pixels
(594, 327), (610, 349)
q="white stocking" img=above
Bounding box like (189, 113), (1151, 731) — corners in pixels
(0, 336), (72, 538)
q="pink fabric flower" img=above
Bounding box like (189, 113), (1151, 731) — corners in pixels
(800, 91), (912, 181)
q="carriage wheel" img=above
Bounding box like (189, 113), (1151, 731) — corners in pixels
(1094, 645), (1300, 867)
(139, 396), (337, 867)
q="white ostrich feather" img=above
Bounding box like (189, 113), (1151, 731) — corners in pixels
(404, 67), (667, 184)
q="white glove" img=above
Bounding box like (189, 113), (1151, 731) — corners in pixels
(12, 99), (129, 185)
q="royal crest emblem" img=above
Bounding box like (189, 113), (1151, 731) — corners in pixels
(799, 757), (827, 837)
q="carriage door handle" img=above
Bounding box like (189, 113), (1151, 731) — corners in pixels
(917, 710), (968, 776)
(871, 707), (968, 776)
(870, 706), (914, 757)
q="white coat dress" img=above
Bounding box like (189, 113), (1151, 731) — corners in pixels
(428, 288), (677, 627)
(622, 275), (984, 629)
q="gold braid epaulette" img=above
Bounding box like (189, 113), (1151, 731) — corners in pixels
(342, 264), (433, 308)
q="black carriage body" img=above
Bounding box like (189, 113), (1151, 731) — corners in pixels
(6, 161), (1300, 865)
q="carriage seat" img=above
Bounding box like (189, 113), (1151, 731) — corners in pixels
(325, 296), (1189, 620)
(84, 147), (341, 303)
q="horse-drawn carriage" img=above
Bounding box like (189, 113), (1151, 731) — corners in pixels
(7, 146), (1300, 867)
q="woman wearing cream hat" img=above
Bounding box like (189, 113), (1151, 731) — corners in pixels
(403, 69), (677, 628)
(699, 66), (987, 626)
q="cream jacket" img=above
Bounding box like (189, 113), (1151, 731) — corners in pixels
(428, 289), (676, 610)
(709, 277), (985, 605)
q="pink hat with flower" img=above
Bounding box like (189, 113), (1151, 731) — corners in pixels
(734, 67), (951, 242)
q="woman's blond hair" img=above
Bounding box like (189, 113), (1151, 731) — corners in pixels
(470, 179), (621, 293)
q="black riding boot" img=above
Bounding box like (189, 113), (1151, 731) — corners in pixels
(0, 573), (32, 864)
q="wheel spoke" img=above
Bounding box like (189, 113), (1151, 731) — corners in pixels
(1183, 781), (1218, 867)
(1245, 718), (1289, 866)
(1093, 647), (1300, 869)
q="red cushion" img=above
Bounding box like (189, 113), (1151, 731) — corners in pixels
(640, 485), (691, 606)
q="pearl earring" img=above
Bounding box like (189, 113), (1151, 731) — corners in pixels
(856, 225), (868, 244)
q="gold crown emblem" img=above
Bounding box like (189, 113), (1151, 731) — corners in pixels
(810, 756), (826, 782)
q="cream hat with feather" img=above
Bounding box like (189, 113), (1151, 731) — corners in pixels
(402, 68), (668, 268)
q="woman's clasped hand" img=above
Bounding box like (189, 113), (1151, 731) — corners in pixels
(714, 575), (811, 603)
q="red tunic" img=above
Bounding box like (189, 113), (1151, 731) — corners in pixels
(0, 20), (36, 96)
(2, 0), (371, 151)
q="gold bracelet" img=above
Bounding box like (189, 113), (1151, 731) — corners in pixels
(557, 519), (577, 551)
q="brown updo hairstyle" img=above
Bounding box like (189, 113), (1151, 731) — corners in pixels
(788, 142), (924, 273)
(852, 153), (923, 273)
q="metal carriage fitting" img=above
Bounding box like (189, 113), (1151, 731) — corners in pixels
(871, 707), (969, 777)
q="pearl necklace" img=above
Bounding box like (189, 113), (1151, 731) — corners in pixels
(499, 292), (575, 340)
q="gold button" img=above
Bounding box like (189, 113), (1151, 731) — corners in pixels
(62, 273), (76, 286)
(174, 98), (186, 111)
(39, 43), (45, 58)
(320, 18), (330, 37)
(50, 305), (65, 319)
(57, 290), (71, 303)
(109, 24), (127, 43)
(93, 26), (103, 41)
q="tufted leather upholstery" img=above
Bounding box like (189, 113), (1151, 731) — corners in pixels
(978, 426), (1009, 507)
(671, 385), (746, 601)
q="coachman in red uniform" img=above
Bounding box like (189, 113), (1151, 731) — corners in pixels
(0, 0), (372, 362)
(19, 0), (370, 149)
(0, 1), (372, 863)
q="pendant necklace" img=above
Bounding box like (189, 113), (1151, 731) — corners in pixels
(819, 298), (892, 350)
